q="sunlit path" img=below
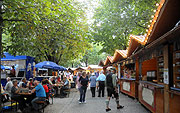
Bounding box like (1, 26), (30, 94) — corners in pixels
(45, 89), (150, 113)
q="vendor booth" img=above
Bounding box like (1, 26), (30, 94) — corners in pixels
(1, 52), (35, 86)
(135, 0), (180, 112)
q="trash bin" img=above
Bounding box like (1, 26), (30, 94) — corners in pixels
(71, 83), (75, 88)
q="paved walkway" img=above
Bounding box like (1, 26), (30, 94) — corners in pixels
(45, 88), (150, 113)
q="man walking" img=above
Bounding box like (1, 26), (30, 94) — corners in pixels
(96, 70), (106, 97)
(89, 73), (96, 97)
(105, 69), (124, 112)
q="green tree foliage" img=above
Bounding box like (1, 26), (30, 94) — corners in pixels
(91, 0), (159, 55)
(80, 44), (108, 67)
(2, 0), (90, 65)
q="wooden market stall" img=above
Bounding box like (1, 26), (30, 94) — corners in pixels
(73, 67), (87, 75)
(86, 65), (103, 73)
(134, 0), (180, 112)
(99, 0), (180, 112)
(115, 34), (145, 98)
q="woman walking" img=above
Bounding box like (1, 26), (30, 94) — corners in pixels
(79, 72), (89, 104)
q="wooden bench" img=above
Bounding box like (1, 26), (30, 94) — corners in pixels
(35, 100), (46, 113)
(10, 99), (18, 111)
(64, 89), (70, 97)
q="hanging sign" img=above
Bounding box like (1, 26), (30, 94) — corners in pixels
(164, 68), (169, 84)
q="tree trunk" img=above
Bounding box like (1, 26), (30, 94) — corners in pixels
(0, 0), (3, 110)
(85, 56), (88, 67)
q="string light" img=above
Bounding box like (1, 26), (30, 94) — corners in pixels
(151, 15), (154, 18)
(156, 3), (159, 6)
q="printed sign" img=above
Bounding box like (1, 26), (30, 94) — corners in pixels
(123, 82), (130, 92)
(142, 87), (154, 106)
(164, 68), (169, 84)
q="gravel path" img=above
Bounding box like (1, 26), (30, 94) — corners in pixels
(45, 88), (150, 113)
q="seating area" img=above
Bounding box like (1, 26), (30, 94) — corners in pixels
(0, 76), (73, 113)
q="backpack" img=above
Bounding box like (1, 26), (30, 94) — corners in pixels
(106, 73), (113, 88)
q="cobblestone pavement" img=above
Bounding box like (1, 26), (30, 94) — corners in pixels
(45, 88), (150, 113)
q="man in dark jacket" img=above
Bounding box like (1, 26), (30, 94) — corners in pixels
(105, 69), (124, 112)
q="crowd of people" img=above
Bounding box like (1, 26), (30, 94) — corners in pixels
(75, 69), (124, 112)
(1, 68), (124, 112)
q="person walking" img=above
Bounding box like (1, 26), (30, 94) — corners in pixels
(96, 70), (106, 97)
(4, 77), (13, 95)
(79, 72), (89, 104)
(89, 73), (96, 97)
(76, 72), (82, 101)
(105, 69), (124, 112)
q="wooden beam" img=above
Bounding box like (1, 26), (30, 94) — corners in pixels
(163, 45), (169, 113)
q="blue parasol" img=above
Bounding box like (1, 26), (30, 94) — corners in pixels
(1, 65), (5, 70)
(53, 65), (64, 71)
(35, 61), (60, 69)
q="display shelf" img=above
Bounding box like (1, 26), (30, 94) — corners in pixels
(174, 50), (180, 53)
(158, 61), (164, 63)
(157, 55), (163, 58)
(173, 50), (180, 89)
(157, 53), (164, 83)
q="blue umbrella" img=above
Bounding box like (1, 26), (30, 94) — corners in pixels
(63, 67), (67, 71)
(53, 65), (64, 71)
(35, 61), (60, 69)
(1, 65), (5, 70)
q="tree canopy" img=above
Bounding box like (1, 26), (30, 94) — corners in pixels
(2, 0), (90, 65)
(91, 0), (159, 55)
(1, 0), (160, 66)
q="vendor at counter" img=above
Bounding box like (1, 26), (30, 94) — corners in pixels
(123, 67), (136, 79)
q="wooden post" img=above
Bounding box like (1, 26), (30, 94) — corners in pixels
(163, 45), (169, 113)
(103, 67), (107, 75)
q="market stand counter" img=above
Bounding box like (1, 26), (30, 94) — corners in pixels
(138, 81), (164, 113)
(120, 78), (136, 98)
(169, 87), (180, 113)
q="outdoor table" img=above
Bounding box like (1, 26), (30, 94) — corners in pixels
(18, 93), (32, 96)
(18, 91), (36, 105)
(53, 84), (64, 97)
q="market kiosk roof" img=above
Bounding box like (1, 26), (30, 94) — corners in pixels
(87, 65), (102, 70)
(112, 50), (127, 63)
(1, 52), (34, 61)
(127, 35), (145, 57)
(98, 60), (105, 66)
(104, 56), (113, 66)
(74, 67), (87, 71)
(144, 0), (180, 44)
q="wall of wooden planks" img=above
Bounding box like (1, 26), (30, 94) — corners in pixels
(142, 58), (157, 76)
